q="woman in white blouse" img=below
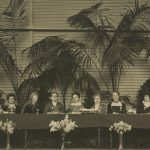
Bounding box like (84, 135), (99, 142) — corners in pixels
(81, 93), (102, 113)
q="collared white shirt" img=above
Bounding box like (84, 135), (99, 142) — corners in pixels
(143, 101), (150, 109)
(111, 101), (122, 107)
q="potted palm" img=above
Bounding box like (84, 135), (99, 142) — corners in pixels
(67, 0), (150, 91)
(0, 0), (27, 102)
(20, 37), (100, 111)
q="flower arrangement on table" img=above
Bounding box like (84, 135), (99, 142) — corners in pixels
(127, 107), (137, 114)
(109, 121), (131, 150)
(1, 119), (16, 134)
(49, 115), (78, 150)
(1, 119), (16, 150)
(109, 121), (131, 134)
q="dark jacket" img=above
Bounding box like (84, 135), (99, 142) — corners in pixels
(107, 102), (126, 114)
(138, 102), (150, 114)
(3, 104), (21, 114)
(23, 103), (41, 114)
(43, 101), (64, 113)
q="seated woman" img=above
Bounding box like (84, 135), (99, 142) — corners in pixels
(107, 91), (126, 114)
(22, 92), (41, 114)
(120, 96), (137, 114)
(68, 92), (84, 113)
(138, 94), (150, 114)
(4, 93), (20, 114)
(43, 92), (63, 114)
(82, 93), (103, 113)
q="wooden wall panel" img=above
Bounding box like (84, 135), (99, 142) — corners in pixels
(0, 0), (149, 105)
(32, 0), (97, 29)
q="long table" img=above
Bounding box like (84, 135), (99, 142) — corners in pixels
(0, 114), (150, 149)
(0, 114), (149, 129)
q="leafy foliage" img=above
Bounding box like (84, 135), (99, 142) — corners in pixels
(21, 36), (100, 109)
(68, 0), (150, 91)
(0, 0), (27, 101)
(137, 79), (150, 103)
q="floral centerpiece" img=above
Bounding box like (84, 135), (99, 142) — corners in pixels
(109, 121), (131, 150)
(49, 115), (78, 150)
(1, 119), (16, 150)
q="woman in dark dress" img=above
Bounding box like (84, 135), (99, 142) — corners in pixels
(22, 92), (41, 114)
(138, 94), (150, 114)
(107, 91), (126, 114)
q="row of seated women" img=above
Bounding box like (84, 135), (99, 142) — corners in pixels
(0, 91), (150, 114)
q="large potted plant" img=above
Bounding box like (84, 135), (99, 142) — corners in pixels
(20, 37), (100, 111)
(67, 0), (150, 91)
(0, 0), (27, 102)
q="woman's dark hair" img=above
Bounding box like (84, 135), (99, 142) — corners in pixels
(48, 92), (59, 97)
(6, 93), (16, 101)
(72, 92), (80, 98)
(137, 79), (150, 103)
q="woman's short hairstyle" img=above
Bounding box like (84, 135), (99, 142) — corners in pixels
(72, 92), (80, 98)
(48, 92), (59, 97)
(6, 93), (17, 105)
(6, 93), (16, 101)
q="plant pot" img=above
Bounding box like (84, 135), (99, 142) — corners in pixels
(118, 133), (123, 150)
(6, 133), (11, 150)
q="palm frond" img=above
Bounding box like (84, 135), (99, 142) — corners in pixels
(102, 0), (150, 90)
(58, 39), (92, 66)
(22, 50), (58, 79)
(74, 69), (100, 92)
(2, 0), (27, 24)
(0, 42), (21, 93)
(114, 0), (150, 55)
(23, 37), (93, 80)
(102, 43), (136, 90)
(24, 36), (63, 61)
(118, 0), (150, 31)
(0, 0), (27, 51)
(145, 49), (150, 58)
(17, 78), (40, 104)
(62, 40), (110, 91)
(67, 2), (113, 51)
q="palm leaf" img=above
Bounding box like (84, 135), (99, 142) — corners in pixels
(2, 0), (27, 24)
(103, 43), (136, 91)
(22, 37), (92, 79)
(102, 0), (150, 90)
(64, 40), (110, 91)
(67, 2), (113, 52)
(117, 0), (150, 55)
(24, 36), (63, 61)
(0, 0), (27, 44)
(74, 69), (100, 92)
(21, 43), (100, 109)
(0, 42), (21, 93)
(0, 0), (27, 102)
